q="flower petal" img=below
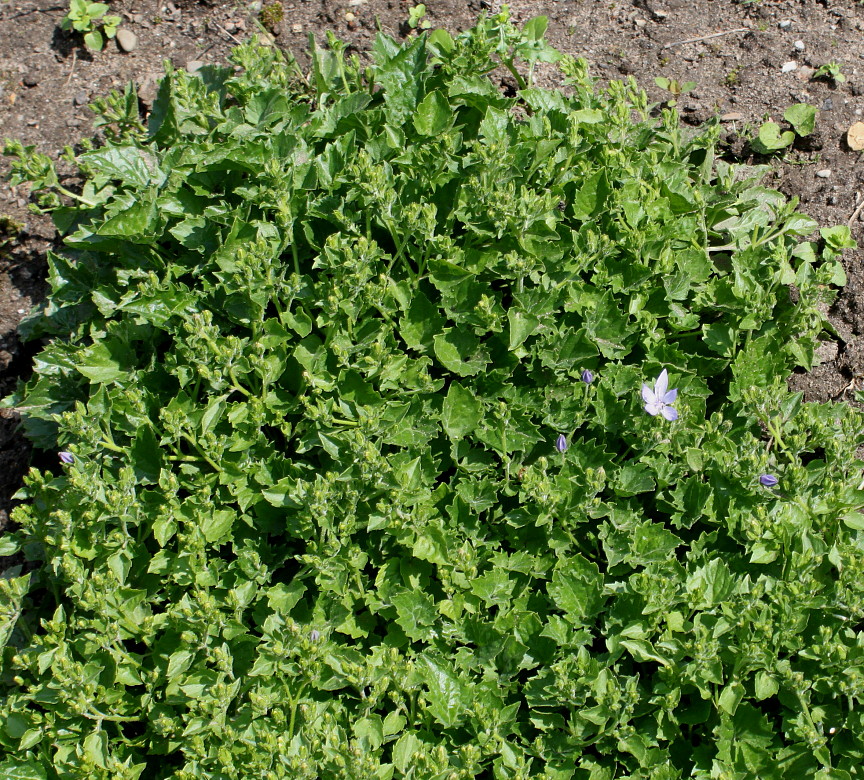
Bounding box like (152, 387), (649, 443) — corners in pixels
(644, 401), (661, 416)
(661, 405), (678, 421)
(662, 388), (678, 404)
(641, 384), (656, 404)
(654, 369), (669, 398)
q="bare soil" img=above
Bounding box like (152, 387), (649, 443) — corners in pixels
(2, 0), (864, 518)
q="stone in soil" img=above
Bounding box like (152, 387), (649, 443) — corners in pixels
(116, 28), (138, 52)
(73, 91), (89, 106)
(816, 169), (832, 178)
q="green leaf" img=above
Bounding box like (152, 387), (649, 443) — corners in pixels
(753, 121), (795, 153)
(75, 341), (127, 384)
(399, 291), (444, 351)
(84, 731), (108, 769)
(201, 509), (234, 544)
(783, 103), (817, 136)
(413, 90), (454, 136)
(571, 169), (610, 221)
(83, 29), (103, 51)
(613, 464), (655, 497)
(392, 733), (422, 774)
(507, 309), (539, 351)
(0, 760), (47, 780)
(754, 671), (779, 700)
(131, 426), (163, 483)
(422, 657), (469, 727)
(548, 555), (603, 622)
(392, 590), (437, 642)
(433, 327), (488, 376)
(441, 382), (482, 438)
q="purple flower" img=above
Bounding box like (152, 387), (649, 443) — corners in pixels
(759, 474), (779, 487)
(581, 369), (594, 385)
(310, 629), (321, 642)
(642, 369), (678, 421)
(555, 434), (568, 453)
(58, 451), (74, 464)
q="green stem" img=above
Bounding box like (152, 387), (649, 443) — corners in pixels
(181, 433), (223, 473)
(288, 683), (308, 738)
(99, 438), (125, 454)
(56, 184), (98, 208)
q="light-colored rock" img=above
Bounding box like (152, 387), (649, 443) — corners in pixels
(781, 61), (798, 73)
(779, 19), (792, 29)
(720, 112), (744, 121)
(847, 121), (864, 150)
(116, 28), (138, 52)
(816, 169), (832, 178)
(794, 40), (805, 51)
(185, 60), (205, 74)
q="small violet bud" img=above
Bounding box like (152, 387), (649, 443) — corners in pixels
(581, 369), (594, 385)
(555, 434), (568, 453)
(310, 630), (321, 642)
(759, 474), (779, 487)
(58, 451), (74, 464)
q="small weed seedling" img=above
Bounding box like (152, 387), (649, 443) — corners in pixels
(654, 76), (695, 107)
(751, 102), (818, 154)
(407, 3), (432, 30)
(60, 0), (121, 50)
(812, 61), (846, 84)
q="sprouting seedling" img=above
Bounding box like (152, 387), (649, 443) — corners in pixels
(407, 3), (431, 30)
(812, 61), (846, 84)
(654, 77), (696, 107)
(642, 369), (678, 421)
(60, 0), (122, 51)
(751, 103), (818, 154)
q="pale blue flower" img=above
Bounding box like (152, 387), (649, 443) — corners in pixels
(59, 451), (74, 464)
(759, 474), (779, 487)
(642, 369), (678, 421)
(556, 434), (568, 453)
(581, 369), (594, 384)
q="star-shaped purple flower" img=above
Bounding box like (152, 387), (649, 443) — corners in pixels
(642, 369), (678, 421)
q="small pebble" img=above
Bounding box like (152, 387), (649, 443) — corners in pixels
(823, 97), (834, 111)
(344, 11), (355, 21)
(779, 19), (792, 29)
(291, 23), (302, 32)
(816, 169), (832, 178)
(73, 91), (89, 106)
(116, 28), (138, 52)
(720, 112), (744, 121)
(634, 17), (646, 27)
(794, 40), (805, 51)
(185, 60), (205, 74)
(781, 61), (798, 73)
(22, 72), (39, 88)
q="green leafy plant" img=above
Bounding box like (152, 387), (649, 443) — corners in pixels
(751, 102), (818, 154)
(2, 9), (863, 779)
(407, 3), (432, 30)
(59, 0), (121, 51)
(812, 60), (846, 84)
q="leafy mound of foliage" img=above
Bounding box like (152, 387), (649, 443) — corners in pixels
(3, 10), (864, 779)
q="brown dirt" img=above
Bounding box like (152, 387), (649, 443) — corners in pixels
(2, 0), (864, 517)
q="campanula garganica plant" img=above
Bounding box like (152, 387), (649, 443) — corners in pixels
(2, 8), (863, 778)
